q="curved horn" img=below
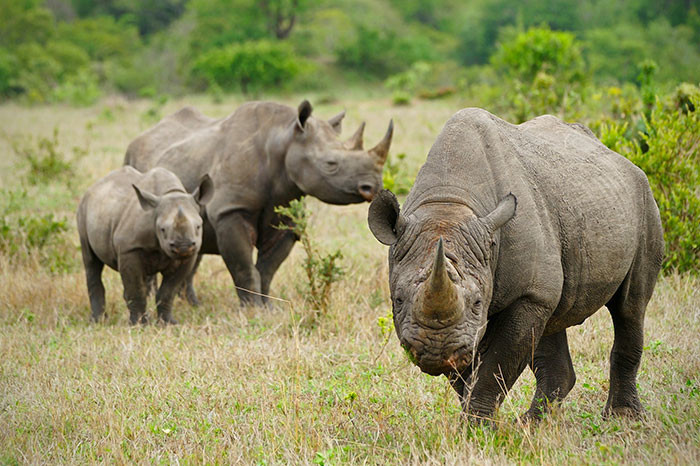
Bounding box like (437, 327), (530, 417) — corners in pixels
(422, 238), (459, 320)
(369, 119), (393, 164)
(345, 121), (365, 150)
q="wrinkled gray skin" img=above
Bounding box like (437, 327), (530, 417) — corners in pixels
(368, 108), (664, 423)
(77, 167), (214, 324)
(125, 100), (393, 306)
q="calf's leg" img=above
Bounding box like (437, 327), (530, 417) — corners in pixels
(118, 252), (149, 324)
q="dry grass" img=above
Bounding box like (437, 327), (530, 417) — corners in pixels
(1, 93), (699, 464)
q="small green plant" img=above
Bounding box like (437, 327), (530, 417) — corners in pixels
(382, 153), (414, 195)
(275, 198), (344, 320)
(140, 95), (169, 125)
(10, 128), (74, 185)
(0, 189), (73, 273)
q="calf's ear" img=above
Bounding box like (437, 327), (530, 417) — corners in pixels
(368, 189), (402, 245)
(192, 174), (214, 205)
(133, 184), (160, 211)
(483, 193), (517, 232)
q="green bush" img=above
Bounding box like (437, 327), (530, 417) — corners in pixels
(336, 25), (437, 78)
(0, 189), (73, 273)
(598, 94), (700, 274)
(9, 128), (75, 186)
(275, 198), (344, 324)
(193, 39), (301, 93)
(489, 26), (587, 122)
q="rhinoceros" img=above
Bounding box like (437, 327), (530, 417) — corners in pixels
(368, 108), (664, 422)
(124, 100), (393, 306)
(77, 166), (214, 324)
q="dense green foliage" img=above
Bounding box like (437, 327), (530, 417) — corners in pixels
(1, 0), (699, 100)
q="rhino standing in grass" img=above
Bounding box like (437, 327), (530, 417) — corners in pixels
(125, 100), (393, 306)
(368, 108), (664, 422)
(77, 167), (213, 324)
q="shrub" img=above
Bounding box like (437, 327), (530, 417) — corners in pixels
(9, 128), (75, 186)
(598, 94), (700, 274)
(0, 189), (73, 273)
(382, 153), (414, 196)
(193, 39), (301, 94)
(275, 198), (344, 323)
(490, 26), (587, 122)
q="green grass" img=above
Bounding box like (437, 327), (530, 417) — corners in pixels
(1, 93), (699, 464)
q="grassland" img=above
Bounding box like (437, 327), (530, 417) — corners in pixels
(1, 94), (699, 464)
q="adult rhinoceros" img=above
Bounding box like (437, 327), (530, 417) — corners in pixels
(125, 100), (393, 306)
(368, 108), (663, 423)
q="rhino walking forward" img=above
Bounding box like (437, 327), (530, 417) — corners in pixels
(125, 100), (393, 306)
(368, 108), (663, 422)
(77, 167), (213, 324)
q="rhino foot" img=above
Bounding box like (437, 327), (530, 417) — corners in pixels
(602, 404), (645, 420)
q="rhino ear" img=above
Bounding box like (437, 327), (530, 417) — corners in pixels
(368, 189), (402, 245)
(133, 184), (161, 211)
(296, 100), (313, 132)
(483, 193), (517, 232)
(327, 110), (345, 134)
(191, 174), (214, 206)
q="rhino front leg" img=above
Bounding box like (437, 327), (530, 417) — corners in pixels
(80, 239), (106, 322)
(461, 299), (550, 423)
(523, 330), (576, 421)
(182, 254), (203, 306)
(256, 227), (298, 305)
(118, 252), (149, 325)
(156, 262), (194, 324)
(214, 212), (263, 307)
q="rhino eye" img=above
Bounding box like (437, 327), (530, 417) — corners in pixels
(324, 159), (339, 171)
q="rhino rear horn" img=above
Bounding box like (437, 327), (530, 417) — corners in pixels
(422, 237), (459, 320)
(296, 100), (313, 131)
(346, 121), (365, 150)
(369, 119), (393, 164)
(327, 110), (346, 134)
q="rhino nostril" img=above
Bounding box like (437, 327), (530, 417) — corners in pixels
(359, 184), (373, 193)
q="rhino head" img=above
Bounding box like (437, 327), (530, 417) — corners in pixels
(284, 100), (393, 204)
(368, 190), (517, 376)
(133, 175), (214, 259)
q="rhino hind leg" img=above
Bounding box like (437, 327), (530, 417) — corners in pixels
(80, 239), (106, 322)
(522, 330), (576, 421)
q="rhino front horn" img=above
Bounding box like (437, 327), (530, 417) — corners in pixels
(369, 119), (394, 164)
(422, 237), (459, 321)
(346, 121), (365, 150)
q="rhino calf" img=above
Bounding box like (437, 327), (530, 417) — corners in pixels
(77, 167), (213, 324)
(369, 108), (664, 423)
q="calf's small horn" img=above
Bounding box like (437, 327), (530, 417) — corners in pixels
(422, 237), (458, 320)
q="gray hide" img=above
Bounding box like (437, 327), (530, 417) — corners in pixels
(368, 108), (664, 423)
(124, 100), (393, 306)
(77, 166), (213, 324)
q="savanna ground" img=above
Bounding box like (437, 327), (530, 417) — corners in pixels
(1, 93), (699, 464)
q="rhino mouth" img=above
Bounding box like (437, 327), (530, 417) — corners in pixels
(402, 336), (473, 376)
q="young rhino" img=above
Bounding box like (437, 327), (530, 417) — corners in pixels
(77, 167), (213, 324)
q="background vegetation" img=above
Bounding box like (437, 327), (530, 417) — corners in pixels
(0, 0), (699, 463)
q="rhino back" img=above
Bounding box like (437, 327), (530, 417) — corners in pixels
(124, 106), (219, 171)
(409, 108), (659, 325)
